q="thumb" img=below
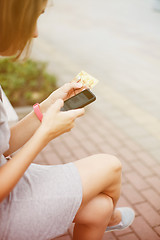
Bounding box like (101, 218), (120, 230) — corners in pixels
(67, 108), (85, 119)
(52, 99), (64, 112)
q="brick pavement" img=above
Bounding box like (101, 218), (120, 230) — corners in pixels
(32, 105), (160, 240)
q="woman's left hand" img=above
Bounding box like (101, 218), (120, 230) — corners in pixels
(40, 82), (85, 113)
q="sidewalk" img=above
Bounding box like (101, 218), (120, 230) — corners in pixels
(31, 104), (160, 240)
(18, 0), (160, 239)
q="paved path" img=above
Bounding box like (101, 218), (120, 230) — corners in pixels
(26, 0), (160, 239)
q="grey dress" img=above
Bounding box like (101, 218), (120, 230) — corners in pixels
(0, 86), (82, 240)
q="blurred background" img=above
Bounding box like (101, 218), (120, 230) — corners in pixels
(33, 0), (160, 162)
(4, 0), (160, 239)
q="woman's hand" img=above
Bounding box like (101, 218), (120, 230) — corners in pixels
(40, 82), (86, 113)
(39, 99), (85, 142)
(48, 82), (85, 101)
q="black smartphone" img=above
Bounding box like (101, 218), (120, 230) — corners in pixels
(61, 89), (96, 111)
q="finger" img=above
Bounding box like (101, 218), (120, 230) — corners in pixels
(66, 108), (85, 119)
(74, 86), (86, 95)
(51, 99), (64, 112)
(63, 82), (83, 92)
(68, 122), (75, 132)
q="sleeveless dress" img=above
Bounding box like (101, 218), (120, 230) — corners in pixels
(0, 86), (82, 240)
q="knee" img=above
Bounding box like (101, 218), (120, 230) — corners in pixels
(108, 154), (122, 174)
(89, 154), (122, 184)
(96, 153), (122, 174)
(74, 194), (114, 227)
(90, 194), (114, 227)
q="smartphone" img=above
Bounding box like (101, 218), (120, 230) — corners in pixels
(61, 89), (96, 111)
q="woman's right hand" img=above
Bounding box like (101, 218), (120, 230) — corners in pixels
(38, 99), (85, 142)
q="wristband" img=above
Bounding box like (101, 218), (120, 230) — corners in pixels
(33, 103), (43, 122)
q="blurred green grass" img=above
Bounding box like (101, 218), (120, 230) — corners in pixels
(0, 58), (57, 107)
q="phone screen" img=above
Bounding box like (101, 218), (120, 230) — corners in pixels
(61, 89), (96, 111)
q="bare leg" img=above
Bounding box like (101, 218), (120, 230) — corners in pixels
(72, 154), (122, 239)
(73, 154), (121, 207)
(73, 193), (113, 240)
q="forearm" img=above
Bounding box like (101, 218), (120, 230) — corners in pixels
(0, 127), (48, 202)
(4, 101), (48, 157)
(4, 83), (83, 157)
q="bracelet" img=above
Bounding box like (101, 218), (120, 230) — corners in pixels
(33, 103), (43, 122)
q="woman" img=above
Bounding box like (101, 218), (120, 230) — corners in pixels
(0, 0), (135, 239)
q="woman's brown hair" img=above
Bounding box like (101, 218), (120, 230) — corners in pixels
(0, 0), (47, 58)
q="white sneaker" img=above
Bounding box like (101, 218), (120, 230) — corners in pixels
(105, 207), (135, 232)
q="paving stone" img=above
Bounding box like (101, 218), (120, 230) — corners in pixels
(123, 125), (148, 138)
(80, 139), (100, 155)
(118, 147), (137, 162)
(136, 136), (160, 151)
(80, 114), (98, 127)
(76, 120), (94, 134)
(88, 131), (106, 144)
(112, 129), (128, 141)
(98, 130), (116, 141)
(121, 174), (127, 184)
(52, 234), (71, 240)
(62, 155), (77, 163)
(62, 134), (80, 149)
(120, 159), (132, 173)
(136, 152), (157, 167)
(121, 184), (144, 204)
(95, 125), (112, 138)
(154, 226), (160, 236)
(88, 109), (109, 125)
(147, 176), (160, 194)
(42, 143), (56, 153)
(132, 216), (160, 240)
(150, 149), (160, 162)
(142, 189), (160, 211)
(117, 196), (134, 209)
(109, 117), (132, 130)
(152, 165), (160, 177)
(43, 151), (63, 165)
(118, 233), (139, 240)
(51, 135), (65, 144)
(125, 172), (149, 190)
(98, 143), (118, 155)
(33, 152), (47, 165)
(102, 232), (117, 240)
(123, 139), (141, 152)
(104, 108), (123, 119)
(112, 116), (134, 128)
(135, 202), (160, 227)
(101, 120), (116, 132)
(71, 146), (88, 160)
(106, 135), (123, 148)
(52, 142), (72, 159)
(114, 226), (132, 237)
(131, 161), (153, 177)
(70, 127), (87, 141)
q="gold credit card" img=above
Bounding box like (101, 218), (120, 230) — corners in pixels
(72, 71), (99, 89)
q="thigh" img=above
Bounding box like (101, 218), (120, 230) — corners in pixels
(73, 154), (122, 205)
